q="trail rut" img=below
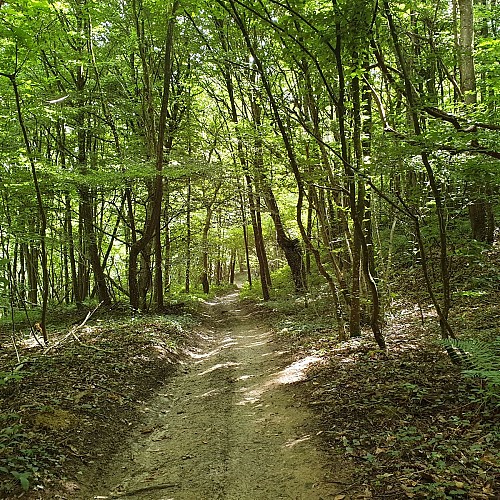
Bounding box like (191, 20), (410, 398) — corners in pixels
(91, 292), (341, 499)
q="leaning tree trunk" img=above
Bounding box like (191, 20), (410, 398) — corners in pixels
(237, 26), (305, 292)
(218, 45), (270, 298)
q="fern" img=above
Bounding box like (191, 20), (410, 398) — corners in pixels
(443, 337), (500, 400)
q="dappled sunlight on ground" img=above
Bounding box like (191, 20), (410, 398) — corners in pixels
(199, 361), (241, 376)
(274, 355), (323, 384)
(86, 291), (341, 500)
(235, 355), (323, 406)
(285, 434), (312, 448)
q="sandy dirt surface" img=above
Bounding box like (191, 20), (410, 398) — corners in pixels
(88, 291), (345, 499)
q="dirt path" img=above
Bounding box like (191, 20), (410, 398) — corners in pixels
(91, 292), (341, 499)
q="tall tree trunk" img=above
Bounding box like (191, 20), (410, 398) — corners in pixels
(250, 95), (306, 293)
(73, 1), (111, 306)
(185, 178), (192, 293)
(153, 201), (164, 309)
(201, 182), (222, 295)
(457, 0), (495, 242)
(25, 243), (38, 306)
(65, 194), (81, 307)
(458, 0), (477, 105)
(164, 190), (172, 294)
(79, 187), (112, 305)
(239, 188), (253, 288)
(385, 0), (454, 340)
(7, 75), (49, 342)
(254, 194), (272, 290)
(129, 0), (179, 310)
(218, 41), (270, 298)
(228, 2), (306, 291)
(229, 248), (236, 285)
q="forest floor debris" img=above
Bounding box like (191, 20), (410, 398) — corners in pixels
(0, 275), (499, 499)
(275, 291), (500, 499)
(0, 309), (196, 498)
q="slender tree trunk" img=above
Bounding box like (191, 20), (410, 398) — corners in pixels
(219, 47), (269, 298)
(25, 243), (38, 306)
(229, 248), (236, 284)
(201, 183), (221, 295)
(185, 179), (192, 293)
(229, 4), (306, 291)
(254, 194), (272, 290)
(239, 189), (253, 288)
(201, 221), (210, 295)
(18, 244), (25, 303)
(153, 199), (164, 309)
(164, 190), (172, 294)
(385, 0), (454, 339)
(73, 2), (112, 306)
(65, 194), (81, 306)
(7, 75), (49, 342)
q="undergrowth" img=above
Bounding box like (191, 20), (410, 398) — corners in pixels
(263, 245), (500, 498)
(0, 311), (194, 496)
(443, 337), (500, 404)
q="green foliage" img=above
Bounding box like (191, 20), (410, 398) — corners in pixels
(0, 368), (29, 387)
(269, 266), (296, 296)
(0, 415), (39, 492)
(443, 337), (500, 404)
(239, 278), (263, 301)
(240, 266), (297, 302)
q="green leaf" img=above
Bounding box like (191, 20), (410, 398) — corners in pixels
(11, 471), (31, 491)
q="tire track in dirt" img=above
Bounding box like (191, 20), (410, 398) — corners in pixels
(92, 292), (341, 499)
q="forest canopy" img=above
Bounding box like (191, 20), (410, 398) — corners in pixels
(0, 0), (498, 346)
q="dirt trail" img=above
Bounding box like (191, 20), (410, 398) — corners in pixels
(91, 291), (341, 499)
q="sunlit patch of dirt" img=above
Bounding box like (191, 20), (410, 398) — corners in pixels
(32, 409), (77, 431)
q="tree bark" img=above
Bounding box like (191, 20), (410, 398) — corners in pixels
(457, 0), (477, 105)
(129, 0), (179, 310)
(185, 179), (192, 293)
(8, 75), (49, 342)
(228, 3), (306, 292)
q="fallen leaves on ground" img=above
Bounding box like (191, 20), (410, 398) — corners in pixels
(294, 301), (500, 499)
(0, 310), (195, 497)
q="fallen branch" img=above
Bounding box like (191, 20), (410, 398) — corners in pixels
(43, 301), (104, 354)
(108, 483), (179, 498)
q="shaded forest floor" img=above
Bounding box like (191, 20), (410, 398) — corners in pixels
(278, 299), (500, 499)
(268, 246), (500, 499)
(0, 252), (499, 498)
(0, 306), (198, 498)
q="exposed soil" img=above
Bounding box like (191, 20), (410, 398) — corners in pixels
(3, 259), (499, 500)
(81, 291), (352, 499)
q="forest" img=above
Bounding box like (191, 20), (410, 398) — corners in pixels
(0, 0), (499, 498)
